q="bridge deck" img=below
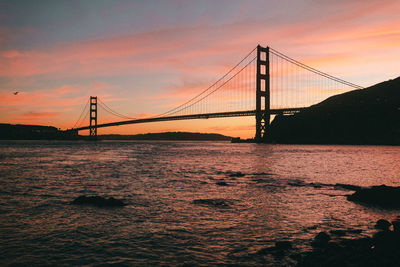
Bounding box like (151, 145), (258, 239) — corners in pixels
(75, 108), (305, 131)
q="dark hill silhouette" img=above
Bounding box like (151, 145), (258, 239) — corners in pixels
(99, 132), (232, 141)
(266, 77), (400, 145)
(0, 123), (62, 140)
(0, 124), (232, 141)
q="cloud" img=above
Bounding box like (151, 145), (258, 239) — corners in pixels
(0, 81), (115, 107)
(12, 111), (60, 121)
(0, 86), (81, 107)
(1, 50), (22, 58)
(1, 4), (396, 86)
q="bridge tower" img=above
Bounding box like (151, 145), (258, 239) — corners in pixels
(255, 45), (270, 141)
(89, 96), (97, 138)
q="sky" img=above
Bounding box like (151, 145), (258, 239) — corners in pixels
(0, 0), (399, 138)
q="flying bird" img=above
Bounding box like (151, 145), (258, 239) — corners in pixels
(13, 92), (18, 95)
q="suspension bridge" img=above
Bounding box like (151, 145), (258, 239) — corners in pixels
(70, 45), (363, 141)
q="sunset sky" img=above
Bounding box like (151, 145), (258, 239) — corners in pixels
(1, 0), (399, 138)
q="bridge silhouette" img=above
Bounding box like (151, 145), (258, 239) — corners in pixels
(71, 45), (363, 141)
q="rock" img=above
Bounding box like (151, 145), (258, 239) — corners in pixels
(216, 181), (229, 186)
(315, 231), (331, 242)
(228, 171), (245, 177)
(192, 199), (232, 208)
(71, 195), (125, 207)
(275, 241), (292, 250)
(289, 253), (302, 261)
(347, 185), (400, 208)
(257, 241), (293, 258)
(375, 219), (391, 231)
(312, 232), (331, 247)
(288, 181), (307, 187)
(330, 229), (346, 236)
(334, 183), (362, 191)
(392, 220), (400, 233)
(257, 246), (275, 255)
(309, 183), (322, 188)
(372, 230), (397, 252)
(346, 229), (363, 234)
(252, 172), (272, 176)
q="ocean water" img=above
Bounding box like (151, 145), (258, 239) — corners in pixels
(0, 141), (399, 266)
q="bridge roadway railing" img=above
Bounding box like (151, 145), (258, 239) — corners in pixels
(74, 108), (305, 131)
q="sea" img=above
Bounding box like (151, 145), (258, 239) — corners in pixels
(1, 140), (399, 266)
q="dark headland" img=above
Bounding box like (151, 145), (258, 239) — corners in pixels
(98, 132), (232, 141)
(0, 124), (77, 140)
(265, 76), (400, 145)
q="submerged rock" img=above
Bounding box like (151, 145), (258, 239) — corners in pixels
(227, 171), (245, 177)
(252, 172), (273, 176)
(192, 198), (232, 208)
(330, 229), (346, 236)
(287, 181), (307, 187)
(347, 185), (400, 208)
(373, 230), (397, 250)
(275, 241), (293, 250)
(71, 195), (126, 207)
(311, 232), (331, 247)
(329, 228), (363, 237)
(375, 219), (391, 231)
(257, 241), (293, 256)
(334, 183), (362, 191)
(392, 220), (400, 233)
(346, 229), (363, 234)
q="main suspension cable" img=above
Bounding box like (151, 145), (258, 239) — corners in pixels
(154, 46), (258, 118)
(72, 99), (89, 129)
(98, 98), (136, 120)
(269, 47), (363, 89)
(165, 55), (257, 116)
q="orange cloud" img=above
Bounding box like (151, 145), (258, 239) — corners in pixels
(0, 86), (81, 107)
(0, 26), (216, 78)
(0, 82), (115, 107)
(1, 50), (22, 58)
(12, 111), (60, 121)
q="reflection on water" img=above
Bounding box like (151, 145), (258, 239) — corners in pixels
(0, 141), (399, 265)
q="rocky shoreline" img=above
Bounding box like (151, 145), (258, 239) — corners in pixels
(255, 218), (400, 266)
(296, 218), (400, 266)
(257, 184), (400, 266)
(347, 185), (400, 208)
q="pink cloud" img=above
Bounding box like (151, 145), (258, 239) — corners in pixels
(0, 86), (82, 107)
(1, 82), (115, 107)
(1, 50), (22, 58)
(1, 0), (398, 80)
(12, 111), (60, 121)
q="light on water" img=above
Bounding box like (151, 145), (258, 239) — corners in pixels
(1, 141), (399, 265)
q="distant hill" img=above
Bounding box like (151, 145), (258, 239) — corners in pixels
(99, 132), (232, 141)
(266, 77), (400, 145)
(0, 123), (59, 140)
(0, 123), (80, 140)
(0, 124), (233, 141)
